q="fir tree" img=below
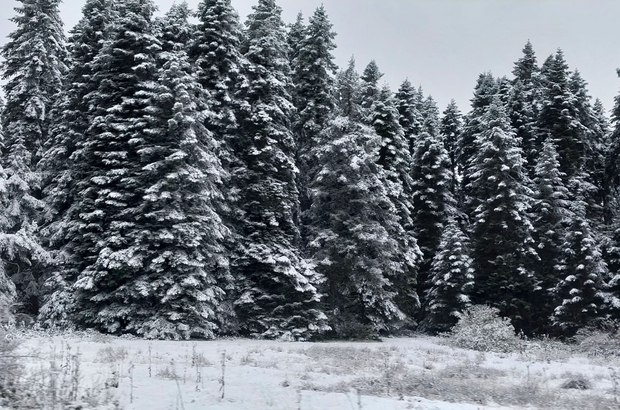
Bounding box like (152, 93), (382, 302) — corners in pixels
(395, 79), (423, 156)
(440, 99), (462, 189)
(307, 58), (419, 336)
(410, 97), (456, 320)
(531, 140), (571, 334)
(551, 202), (607, 336)
(537, 50), (585, 182)
(191, 0), (247, 171)
(234, 0), (328, 340)
(360, 60), (383, 118)
(1, 0), (66, 315)
(287, 12), (305, 65)
(467, 97), (539, 335)
(291, 5), (337, 230)
(124, 27), (231, 339)
(508, 40), (540, 176)
(424, 217), (474, 333)
(39, 0), (115, 325)
(368, 84), (422, 324)
(458, 72), (497, 216)
(52, 0), (162, 334)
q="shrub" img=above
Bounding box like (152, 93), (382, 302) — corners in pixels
(446, 305), (523, 353)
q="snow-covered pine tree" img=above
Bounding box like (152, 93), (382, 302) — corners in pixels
(367, 84), (422, 325)
(307, 59), (416, 337)
(458, 72), (497, 216)
(551, 200), (607, 336)
(39, 0), (115, 326)
(537, 50), (586, 183)
(287, 12), (305, 64)
(467, 96), (539, 335)
(126, 10), (232, 338)
(54, 0), (162, 334)
(190, 0), (249, 332)
(508, 40), (541, 176)
(0, 99), (17, 323)
(531, 140), (571, 335)
(395, 79), (423, 156)
(410, 97), (456, 321)
(569, 71), (607, 227)
(290, 5), (337, 234)
(360, 60), (383, 118)
(440, 99), (462, 191)
(424, 217), (474, 333)
(1, 0), (66, 315)
(191, 0), (247, 171)
(234, 0), (328, 340)
(157, 1), (193, 53)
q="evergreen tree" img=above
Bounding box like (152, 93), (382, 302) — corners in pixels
(551, 202), (607, 336)
(531, 140), (571, 334)
(368, 84), (422, 324)
(39, 0), (115, 325)
(467, 97), (539, 334)
(395, 79), (423, 156)
(291, 5), (337, 229)
(124, 23), (231, 339)
(440, 99), (462, 189)
(410, 97), (456, 320)
(537, 50), (585, 182)
(360, 60), (383, 117)
(191, 0), (247, 171)
(458, 72), (497, 216)
(424, 217), (474, 333)
(1, 0), (66, 315)
(234, 0), (328, 340)
(287, 12), (305, 65)
(50, 0), (162, 333)
(508, 40), (540, 176)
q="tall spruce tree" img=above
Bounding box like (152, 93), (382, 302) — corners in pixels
(458, 72), (497, 216)
(291, 5), (337, 235)
(307, 60), (417, 336)
(531, 140), (571, 334)
(424, 217), (474, 333)
(395, 79), (423, 156)
(368, 84), (422, 324)
(508, 40), (541, 176)
(440, 99), (462, 190)
(551, 201), (607, 336)
(1, 0), (66, 315)
(234, 0), (328, 340)
(467, 97), (539, 335)
(50, 0), (162, 334)
(410, 97), (456, 321)
(360, 60), (383, 118)
(124, 8), (232, 338)
(39, 0), (115, 326)
(537, 50), (585, 183)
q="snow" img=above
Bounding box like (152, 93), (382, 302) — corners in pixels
(11, 333), (620, 410)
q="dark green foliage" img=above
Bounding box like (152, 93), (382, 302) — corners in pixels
(467, 97), (539, 335)
(551, 204), (607, 337)
(531, 140), (571, 334)
(424, 218), (474, 333)
(395, 79), (424, 155)
(1, 0), (66, 315)
(234, 0), (328, 340)
(440, 99), (462, 190)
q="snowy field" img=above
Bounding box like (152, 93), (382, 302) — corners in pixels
(6, 332), (620, 410)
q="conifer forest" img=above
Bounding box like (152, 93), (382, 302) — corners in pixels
(2, 0), (620, 341)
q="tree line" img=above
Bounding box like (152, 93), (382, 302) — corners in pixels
(1, 0), (620, 340)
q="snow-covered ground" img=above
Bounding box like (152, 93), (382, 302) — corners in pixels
(11, 333), (620, 410)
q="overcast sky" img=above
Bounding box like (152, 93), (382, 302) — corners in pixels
(2, 0), (620, 115)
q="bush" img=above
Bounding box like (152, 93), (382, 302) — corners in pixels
(571, 324), (620, 358)
(446, 305), (523, 353)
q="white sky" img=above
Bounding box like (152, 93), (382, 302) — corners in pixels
(2, 0), (620, 115)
